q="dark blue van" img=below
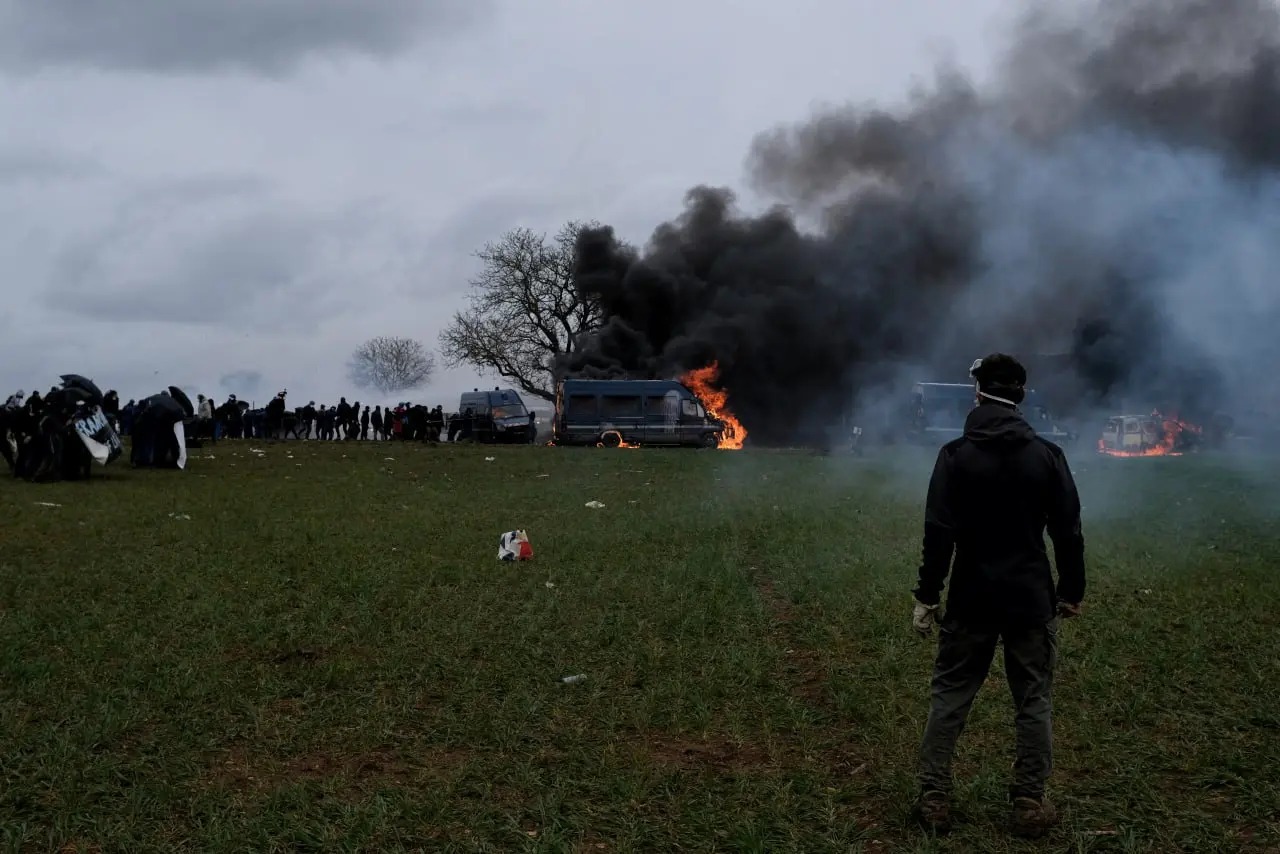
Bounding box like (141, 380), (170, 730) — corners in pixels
(905, 382), (1073, 445)
(554, 379), (724, 447)
(457, 388), (535, 443)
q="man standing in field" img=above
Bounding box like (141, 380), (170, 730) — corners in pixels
(910, 353), (1085, 839)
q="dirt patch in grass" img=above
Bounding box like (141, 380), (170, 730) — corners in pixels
(204, 743), (471, 796)
(756, 576), (832, 710)
(638, 733), (776, 773)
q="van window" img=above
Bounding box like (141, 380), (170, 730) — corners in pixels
(601, 395), (642, 419)
(681, 400), (700, 418)
(644, 397), (673, 421)
(1125, 420), (1139, 434)
(566, 395), (596, 417)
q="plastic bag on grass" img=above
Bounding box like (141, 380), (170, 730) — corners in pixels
(498, 529), (534, 561)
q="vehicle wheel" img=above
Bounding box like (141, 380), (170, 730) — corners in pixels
(700, 431), (720, 448)
(600, 431), (622, 448)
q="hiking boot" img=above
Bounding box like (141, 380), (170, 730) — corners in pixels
(913, 790), (952, 834)
(1010, 796), (1059, 839)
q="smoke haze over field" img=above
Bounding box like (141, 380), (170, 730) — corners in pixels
(568, 0), (1280, 445)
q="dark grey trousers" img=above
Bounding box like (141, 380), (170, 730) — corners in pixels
(917, 617), (1059, 800)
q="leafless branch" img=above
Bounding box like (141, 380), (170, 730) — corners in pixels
(348, 337), (436, 395)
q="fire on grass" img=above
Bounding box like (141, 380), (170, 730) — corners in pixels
(1097, 411), (1202, 458)
(681, 361), (747, 449)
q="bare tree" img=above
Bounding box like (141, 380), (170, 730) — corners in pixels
(348, 337), (436, 395)
(439, 221), (604, 401)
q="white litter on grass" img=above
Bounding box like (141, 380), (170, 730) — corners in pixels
(536, 474), (550, 478)
(585, 500), (605, 509)
(295, 463), (303, 467)
(485, 457), (496, 462)
(34, 501), (62, 508)
(560, 674), (587, 685)
(545, 581), (556, 589)
(168, 513), (191, 520)
(384, 457), (396, 461)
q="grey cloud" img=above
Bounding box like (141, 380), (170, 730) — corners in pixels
(43, 185), (397, 332)
(0, 148), (103, 184)
(0, 0), (489, 74)
(220, 370), (263, 395)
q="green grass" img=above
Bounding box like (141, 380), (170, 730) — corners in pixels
(1, 439), (1278, 852)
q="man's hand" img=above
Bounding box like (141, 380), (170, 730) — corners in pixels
(1057, 600), (1082, 619)
(912, 599), (940, 635)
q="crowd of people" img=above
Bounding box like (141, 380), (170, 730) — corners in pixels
(3, 387), (521, 445)
(186, 391), (488, 443)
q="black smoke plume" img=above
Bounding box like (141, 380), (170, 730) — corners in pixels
(565, 0), (1280, 445)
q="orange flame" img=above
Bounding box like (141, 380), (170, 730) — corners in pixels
(681, 362), (747, 449)
(1097, 412), (1201, 458)
(596, 430), (637, 449)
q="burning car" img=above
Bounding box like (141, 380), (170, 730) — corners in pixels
(1097, 412), (1203, 457)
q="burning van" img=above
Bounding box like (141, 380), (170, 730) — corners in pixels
(1099, 415), (1162, 454)
(1097, 412), (1204, 457)
(553, 379), (727, 448)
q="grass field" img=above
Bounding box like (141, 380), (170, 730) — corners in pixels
(2, 438), (1279, 853)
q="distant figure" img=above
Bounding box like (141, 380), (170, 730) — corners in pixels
(266, 391), (286, 439)
(910, 353), (1085, 839)
(361, 406), (371, 440)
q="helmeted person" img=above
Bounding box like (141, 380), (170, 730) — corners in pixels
(911, 353), (1085, 839)
(4, 390), (24, 409)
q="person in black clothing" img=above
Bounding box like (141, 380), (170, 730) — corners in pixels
(266, 392), (287, 439)
(361, 406), (370, 440)
(910, 353), (1085, 839)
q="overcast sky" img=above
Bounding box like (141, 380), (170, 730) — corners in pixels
(0, 0), (1009, 409)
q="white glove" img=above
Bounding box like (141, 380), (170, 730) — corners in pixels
(912, 599), (940, 635)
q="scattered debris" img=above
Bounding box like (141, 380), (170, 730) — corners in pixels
(168, 512), (192, 520)
(536, 473), (550, 478)
(384, 457), (395, 461)
(34, 501), (62, 508)
(498, 530), (534, 561)
(560, 674), (587, 685)
(545, 581), (556, 589)
(585, 500), (606, 509)
(484, 456), (496, 462)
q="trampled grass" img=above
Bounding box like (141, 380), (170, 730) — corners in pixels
(1, 439), (1278, 852)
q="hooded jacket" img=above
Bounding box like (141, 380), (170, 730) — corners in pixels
(913, 403), (1085, 627)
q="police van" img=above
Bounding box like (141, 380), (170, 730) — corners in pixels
(553, 379), (724, 447)
(905, 382), (1073, 445)
(456, 388), (535, 444)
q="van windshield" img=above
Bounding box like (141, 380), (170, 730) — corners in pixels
(492, 404), (528, 419)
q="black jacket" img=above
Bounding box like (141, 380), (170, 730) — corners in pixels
(913, 404), (1085, 627)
